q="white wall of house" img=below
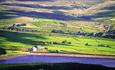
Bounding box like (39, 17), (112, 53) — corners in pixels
(32, 47), (37, 52)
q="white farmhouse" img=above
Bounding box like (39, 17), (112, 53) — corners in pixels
(28, 45), (47, 52)
(32, 46), (37, 52)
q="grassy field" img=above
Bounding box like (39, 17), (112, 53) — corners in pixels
(0, 18), (102, 32)
(0, 30), (115, 55)
(0, 0), (115, 56)
(31, 18), (111, 33)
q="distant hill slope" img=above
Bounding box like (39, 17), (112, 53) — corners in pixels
(0, 0), (115, 32)
(0, 0), (115, 56)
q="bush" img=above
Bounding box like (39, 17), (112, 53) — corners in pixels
(85, 43), (89, 46)
(97, 44), (111, 48)
(0, 47), (6, 55)
(62, 40), (71, 45)
(49, 50), (58, 53)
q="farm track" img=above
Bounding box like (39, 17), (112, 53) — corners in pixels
(24, 52), (115, 59)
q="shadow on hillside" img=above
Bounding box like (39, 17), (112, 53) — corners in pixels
(0, 10), (92, 21)
(1, 3), (71, 10)
(0, 30), (46, 45)
(0, 11), (19, 19)
(16, 0), (54, 2)
(102, 6), (115, 10)
(1, 0), (115, 21)
(77, 10), (115, 20)
(91, 10), (115, 18)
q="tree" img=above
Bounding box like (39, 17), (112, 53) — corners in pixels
(0, 47), (6, 55)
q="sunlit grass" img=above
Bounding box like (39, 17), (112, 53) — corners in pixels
(1, 30), (115, 55)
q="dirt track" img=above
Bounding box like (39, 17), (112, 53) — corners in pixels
(24, 52), (115, 59)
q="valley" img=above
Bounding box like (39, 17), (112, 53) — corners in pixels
(0, 0), (115, 57)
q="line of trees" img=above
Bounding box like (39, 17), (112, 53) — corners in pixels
(36, 40), (71, 46)
(51, 29), (115, 39)
(1, 24), (38, 32)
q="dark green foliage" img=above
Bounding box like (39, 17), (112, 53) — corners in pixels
(62, 40), (71, 45)
(103, 34), (115, 39)
(97, 44), (111, 48)
(85, 43), (89, 46)
(0, 47), (6, 55)
(48, 50), (58, 53)
(0, 63), (114, 70)
(1, 24), (38, 32)
(51, 30), (65, 34)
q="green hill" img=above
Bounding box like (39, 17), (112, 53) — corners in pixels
(0, 0), (115, 56)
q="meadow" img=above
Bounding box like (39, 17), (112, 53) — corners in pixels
(0, 0), (115, 56)
(0, 29), (115, 56)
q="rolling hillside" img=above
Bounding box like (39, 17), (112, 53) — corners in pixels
(0, 0), (115, 31)
(0, 0), (115, 56)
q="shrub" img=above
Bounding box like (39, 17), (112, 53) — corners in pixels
(97, 44), (111, 48)
(62, 40), (71, 45)
(85, 43), (89, 46)
(0, 47), (6, 55)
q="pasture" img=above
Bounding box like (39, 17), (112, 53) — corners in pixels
(0, 30), (115, 55)
(0, 0), (115, 56)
